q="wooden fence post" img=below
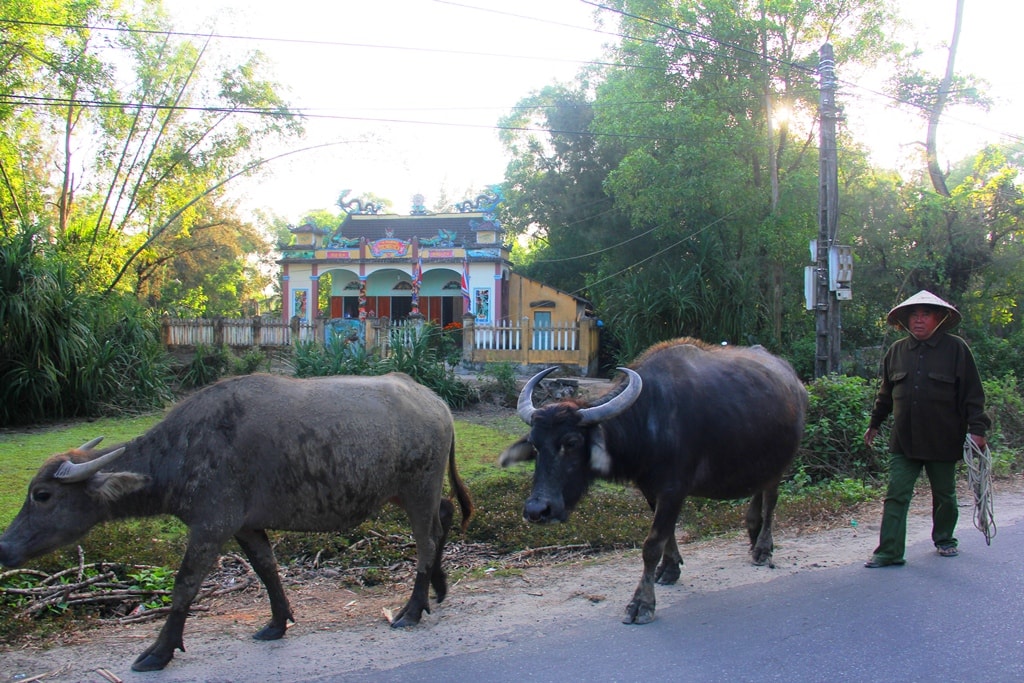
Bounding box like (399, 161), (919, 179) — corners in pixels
(252, 316), (262, 347)
(213, 317), (224, 347)
(364, 316), (379, 353)
(579, 317), (596, 375)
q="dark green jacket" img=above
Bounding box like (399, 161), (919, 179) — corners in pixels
(869, 332), (990, 461)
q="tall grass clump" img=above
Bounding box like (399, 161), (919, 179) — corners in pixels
(379, 324), (474, 408)
(0, 228), (173, 426)
(74, 296), (174, 414)
(293, 323), (474, 409)
(293, 336), (379, 377)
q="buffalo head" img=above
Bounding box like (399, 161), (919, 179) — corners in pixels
(0, 438), (146, 568)
(499, 367), (642, 523)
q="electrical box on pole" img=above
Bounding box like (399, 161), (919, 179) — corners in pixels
(829, 245), (853, 300)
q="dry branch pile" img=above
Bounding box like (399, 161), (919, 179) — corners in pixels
(0, 548), (257, 623)
(1, 540), (606, 631)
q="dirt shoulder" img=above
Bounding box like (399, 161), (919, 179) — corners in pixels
(4, 475), (1022, 683)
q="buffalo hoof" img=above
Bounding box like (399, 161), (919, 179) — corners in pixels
(655, 561), (681, 585)
(622, 600), (655, 625)
(390, 614), (421, 628)
(751, 548), (775, 568)
(132, 649), (174, 672)
(253, 622), (288, 641)
(389, 603), (428, 628)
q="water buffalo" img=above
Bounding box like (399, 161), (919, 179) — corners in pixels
(0, 372), (473, 671)
(500, 338), (806, 624)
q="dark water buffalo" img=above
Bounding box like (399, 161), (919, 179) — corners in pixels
(500, 338), (806, 625)
(0, 372), (473, 672)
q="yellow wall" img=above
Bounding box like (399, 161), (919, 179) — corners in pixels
(507, 272), (585, 325)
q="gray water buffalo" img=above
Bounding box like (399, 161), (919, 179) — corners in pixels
(500, 338), (806, 624)
(0, 372), (473, 672)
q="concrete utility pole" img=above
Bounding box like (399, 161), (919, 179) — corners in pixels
(814, 43), (841, 378)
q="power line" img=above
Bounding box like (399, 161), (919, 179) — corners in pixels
(0, 9), (1005, 135)
(567, 209), (744, 297)
(530, 221), (660, 264)
(2, 7), (1018, 153)
(0, 93), (771, 150)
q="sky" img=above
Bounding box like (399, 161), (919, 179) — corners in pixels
(164, 0), (1023, 223)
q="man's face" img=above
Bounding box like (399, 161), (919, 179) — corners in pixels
(907, 306), (943, 340)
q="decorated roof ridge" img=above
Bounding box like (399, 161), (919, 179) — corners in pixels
(331, 212), (502, 246)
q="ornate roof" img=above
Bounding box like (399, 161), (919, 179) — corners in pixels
(337, 212), (500, 247)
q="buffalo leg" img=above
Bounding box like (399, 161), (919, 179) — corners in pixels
(430, 499), (455, 603)
(641, 488), (683, 584)
(390, 502), (441, 628)
(132, 536), (222, 672)
(656, 534), (683, 585)
(235, 528), (294, 640)
(624, 495), (683, 625)
(745, 491), (765, 547)
(747, 486), (779, 567)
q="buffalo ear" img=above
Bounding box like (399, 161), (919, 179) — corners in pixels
(589, 426), (612, 475)
(498, 437), (536, 467)
(87, 472), (149, 503)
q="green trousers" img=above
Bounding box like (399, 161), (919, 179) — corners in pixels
(871, 452), (959, 563)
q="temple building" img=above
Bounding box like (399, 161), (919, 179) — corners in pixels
(277, 188), (599, 374)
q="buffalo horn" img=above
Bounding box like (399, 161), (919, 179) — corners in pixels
(516, 367), (561, 424)
(576, 367), (643, 426)
(54, 447), (127, 483)
(78, 436), (105, 451)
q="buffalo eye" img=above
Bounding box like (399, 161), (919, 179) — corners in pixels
(32, 488), (52, 503)
(562, 433), (583, 451)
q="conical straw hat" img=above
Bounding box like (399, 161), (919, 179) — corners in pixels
(886, 290), (961, 332)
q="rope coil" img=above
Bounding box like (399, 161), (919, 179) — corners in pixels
(963, 435), (996, 545)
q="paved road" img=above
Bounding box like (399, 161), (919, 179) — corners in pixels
(326, 517), (1024, 683)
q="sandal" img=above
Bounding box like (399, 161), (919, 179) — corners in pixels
(937, 546), (959, 557)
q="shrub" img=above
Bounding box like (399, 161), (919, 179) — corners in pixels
(438, 321), (464, 368)
(178, 344), (234, 389)
(476, 361), (519, 406)
(76, 296), (174, 415)
(233, 348), (269, 375)
(981, 373), (1024, 474)
(797, 374), (884, 483)
(0, 229), (173, 425)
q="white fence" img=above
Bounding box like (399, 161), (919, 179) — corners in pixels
(471, 320), (580, 351)
(163, 315), (598, 375)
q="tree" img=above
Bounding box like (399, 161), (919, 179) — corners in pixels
(0, 0), (302, 314)
(882, 0), (998, 304)
(499, 84), (629, 296)
(501, 0), (899, 359)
